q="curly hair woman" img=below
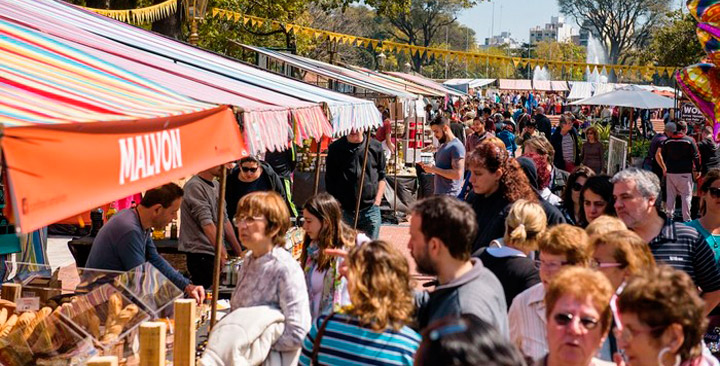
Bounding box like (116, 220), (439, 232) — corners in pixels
(466, 140), (538, 251)
(298, 240), (420, 366)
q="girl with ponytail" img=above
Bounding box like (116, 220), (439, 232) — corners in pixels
(476, 199), (547, 307)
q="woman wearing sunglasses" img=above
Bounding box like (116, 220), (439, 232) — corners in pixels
(299, 240), (420, 366)
(686, 169), (720, 264)
(560, 166), (596, 225)
(578, 176), (615, 227)
(415, 314), (529, 366)
(542, 267), (614, 366)
(581, 126), (604, 175)
(615, 266), (715, 366)
(300, 193), (370, 320)
(230, 191), (311, 352)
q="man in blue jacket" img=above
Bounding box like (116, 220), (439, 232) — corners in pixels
(86, 183), (204, 305)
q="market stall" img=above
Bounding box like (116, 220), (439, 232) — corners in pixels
(0, 16), (247, 365)
(443, 78), (496, 94)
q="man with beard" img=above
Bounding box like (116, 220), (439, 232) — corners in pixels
(408, 195), (509, 334)
(419, 117), (465, 196)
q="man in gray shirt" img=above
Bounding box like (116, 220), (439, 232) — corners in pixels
(408, 195), (509, 336)
(419, 117), (466, 196)
(179, 164), (243, 288)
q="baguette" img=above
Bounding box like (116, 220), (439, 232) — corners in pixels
(0, 308), (7, 329)
(101, 304), (138, 343)
(11, 311), (36, 335)
(104, 293), (122, 330)
(23, 307), (51, 340)
(0, 314), (17, 337)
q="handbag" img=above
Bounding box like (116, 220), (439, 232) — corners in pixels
(311, 312), (336, 365)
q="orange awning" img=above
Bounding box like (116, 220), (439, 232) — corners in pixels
(3, 106), (245, 233)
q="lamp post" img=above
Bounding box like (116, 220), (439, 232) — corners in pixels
(377, 52), (386, 71)
(186, 0), (209, 46)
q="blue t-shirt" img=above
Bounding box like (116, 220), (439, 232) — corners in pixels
(434, 138), (466, 196)
(686, 219), (720, 264)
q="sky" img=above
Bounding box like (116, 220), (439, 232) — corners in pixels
(457, 0), (685, 45)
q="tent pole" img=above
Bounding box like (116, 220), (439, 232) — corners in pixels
(209, 165), (227, 330)
(629, 108), (634, 153)
(393, 97), (399, 219)
(354, 131), (372, 230)
(313, 138), (322, 195)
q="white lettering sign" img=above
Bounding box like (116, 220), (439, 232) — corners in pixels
(120, 129), (183, 185)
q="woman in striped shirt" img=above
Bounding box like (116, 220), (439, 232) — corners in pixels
(299, 240), (421, 365)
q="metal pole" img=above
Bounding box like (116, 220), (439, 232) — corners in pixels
(393, 99), (399, 218)
(629, 108), (634, 153)
(353, 131), (372, 229)
(313, 138), (322, 194)
(209, 166), (227, 330)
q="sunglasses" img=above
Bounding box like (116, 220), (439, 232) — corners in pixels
(553, 312), (599, 330)
(708, 187), (720, 198)
(572, 182), (584, 192)
(241, 166), (259, 173)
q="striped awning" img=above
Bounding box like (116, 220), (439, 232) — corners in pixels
(1, 0), (381, 140)
(386, 72), (466, 97)
(0, 18), (245, 232)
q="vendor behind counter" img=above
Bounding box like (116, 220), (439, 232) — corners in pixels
(85, 183), (204, 305)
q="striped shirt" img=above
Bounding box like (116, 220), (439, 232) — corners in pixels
(299, 313), (421, 366)
(508, 283), (548, 360)
(649, 215), (720, 292)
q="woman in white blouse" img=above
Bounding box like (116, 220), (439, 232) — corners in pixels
(230, 191), (311, 351)
(300, 193), (369, 320)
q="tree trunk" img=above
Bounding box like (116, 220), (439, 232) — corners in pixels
(151, 0), (183, 40)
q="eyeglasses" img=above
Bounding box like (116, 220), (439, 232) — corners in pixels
(613, 324), (666, 343)
(590, 259), (625, 269)
(553, 312), (599, 330)
(232, 215), (265, 226)
(572, 182), (584, 192)
(707, 187), (720, 199)
(241, 166), (258, 173)
(428, 322), (468, 341)
(534, 259), (569, 270)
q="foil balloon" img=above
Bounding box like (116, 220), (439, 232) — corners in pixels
(677, 63), (720, 124)
(697, 24), (720, 65)
(687, 0), (720, 24)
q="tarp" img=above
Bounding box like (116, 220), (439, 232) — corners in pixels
(570, 85), (675, 109)
(0, 18), (244, 232)
(242, 45), (422, 99)
(550, 81), (569, 92)
(4, 0), (381, 139)
(386, 72), (465, 97)
(533, 80), (551, 91)
(499, 79), (533, 91)
(348, 66), (443, 97)
(568, 81), (593, 100)
(443, 79), (496, 89)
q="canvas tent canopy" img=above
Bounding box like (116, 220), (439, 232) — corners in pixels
(443, 78), (496, 90)
(0, 18), (244, 233)
(570, 85), (675, 109)
(498, 79), (533, 91)
(385, 72), (465, 97)
(4, 0), (382, 140)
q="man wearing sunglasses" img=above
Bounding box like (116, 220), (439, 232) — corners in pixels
(612, 168), (720, 316)
(225, 156), (297, 221)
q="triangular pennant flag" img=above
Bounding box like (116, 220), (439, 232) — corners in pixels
(511, 57), (521, 67)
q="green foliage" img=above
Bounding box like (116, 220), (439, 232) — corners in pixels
(630, 138), (651, 158)
(534, 40), (586, 79)
(639, 10), (704, 68)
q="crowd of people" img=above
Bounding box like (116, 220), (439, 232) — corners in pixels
(83, 93), (720, 366)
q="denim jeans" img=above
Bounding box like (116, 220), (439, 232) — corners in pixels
(343, 205), (381, 240)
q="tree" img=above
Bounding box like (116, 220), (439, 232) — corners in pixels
(534, 40), (586, 79)
(639, 10), (704, 68)
(558, 0), (671, 66)
(384, 0), (476, 71)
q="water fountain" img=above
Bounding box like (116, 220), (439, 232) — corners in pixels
(533, 66), (551, 81)
(586, 34), (608, 83)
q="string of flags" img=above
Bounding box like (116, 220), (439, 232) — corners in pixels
(82, 0), (177, 24)
(212, 7), (680, 79)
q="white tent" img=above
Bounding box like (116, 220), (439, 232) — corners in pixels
(570, 84), (674, 109)
(567, 81), (593, 100)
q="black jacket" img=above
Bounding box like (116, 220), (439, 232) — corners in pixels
(325, 136), (386, 212)
(535, 114), (552, 140)
(226, 161), (295, 218)
(550, 128), (581, 168)
(699, 138), (720, 175)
